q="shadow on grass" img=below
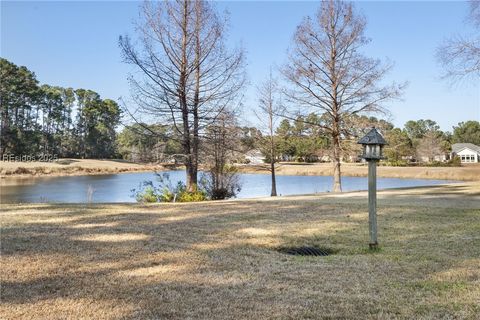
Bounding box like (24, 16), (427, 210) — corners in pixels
(1, 195), (479, 318)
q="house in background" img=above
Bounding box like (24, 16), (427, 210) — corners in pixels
(451, 143), (480, 163)
(244, 150), (265, 164)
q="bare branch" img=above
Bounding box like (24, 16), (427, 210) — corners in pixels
(282, 0), (404, 192)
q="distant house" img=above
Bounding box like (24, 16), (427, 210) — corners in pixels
(245, 150), (265, 164)
(419, 154), (449, 163)
(451, 143), (480, 163)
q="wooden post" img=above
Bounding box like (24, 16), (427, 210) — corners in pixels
(368, 160), (378, 249)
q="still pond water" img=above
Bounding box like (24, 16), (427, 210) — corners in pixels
(1, 171), (455, 203)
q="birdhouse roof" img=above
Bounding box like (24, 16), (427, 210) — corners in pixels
(357, 127), (387, 145)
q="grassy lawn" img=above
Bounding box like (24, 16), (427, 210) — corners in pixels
(1, 183), (479, 319)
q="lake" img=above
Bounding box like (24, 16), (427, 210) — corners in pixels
(0, 171), (456, 203)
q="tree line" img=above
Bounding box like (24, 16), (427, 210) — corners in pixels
(264, 117), (480, 165)
(0, 58), (121, 159)
(117, 115), (480, 164)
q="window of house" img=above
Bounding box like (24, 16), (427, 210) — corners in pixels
(463, 154), (475, 163)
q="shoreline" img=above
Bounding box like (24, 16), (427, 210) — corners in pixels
(0, 166), (172, 179)
(2, 181), (468, 205)
(0, 159), (179, 178)
(236, 163), (479, 181)
(1, 159), (479, 181)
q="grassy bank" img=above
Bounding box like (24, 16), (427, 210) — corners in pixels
(238, 162), (480, 181)
(0, 159), (176, 177)
(1, 182), (479, 319)
(2, 159), (479, 181)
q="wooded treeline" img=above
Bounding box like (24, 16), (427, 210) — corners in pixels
(117, 114), (480, 165)
(2, 54), (476, 167)
(248, 116), (478, 165)
(0, 58), (121, 159)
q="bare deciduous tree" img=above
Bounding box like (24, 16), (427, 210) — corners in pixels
(416, 131), (444, 163)
(282, 0), (404, 192)
(437, 0), (480, 82)
(201, 110), (242, 200)
(471, 0), (480, 27)
(255, 71), (282, 197)
(120, 0), (245, 191)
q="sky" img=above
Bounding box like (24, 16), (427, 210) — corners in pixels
(1, 0), (479, 132)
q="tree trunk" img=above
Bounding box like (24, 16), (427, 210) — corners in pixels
(180, 0), (197, 193)
(332, 157), (342, 192)
(332, 131), (342, 192)
(328, 4), (343, 193)
(185, 159), (197, 193)
(270, 160), (277, 197)
(270, 131), (277, 196)
(190, 6), (201, 194)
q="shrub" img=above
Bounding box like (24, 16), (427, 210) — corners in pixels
(200, 164), (241, 200)
(383, 160), (409, 167)
(448, 156), (462, 167)
(177, 189), (207, 202)
(33, 166), (46, 174)
(14, 167), (31, 174)
(135, 186), (159, 203)
(425, 157), (462, 167)
(131, 173), (208, 203)
(209, 187), (233, 200)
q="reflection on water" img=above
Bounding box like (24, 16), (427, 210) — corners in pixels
(0, 171), (455, 203)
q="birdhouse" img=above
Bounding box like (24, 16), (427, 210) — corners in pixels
(358, 127), (387, 160)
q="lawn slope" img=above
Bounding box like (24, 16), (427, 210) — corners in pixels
(1, 182), (479, 319)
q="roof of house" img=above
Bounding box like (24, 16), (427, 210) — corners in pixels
(452, 143), (480, 153)
(357, 127), (387, 145)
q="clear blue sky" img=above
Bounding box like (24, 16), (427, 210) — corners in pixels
(2, 1), (479, 132)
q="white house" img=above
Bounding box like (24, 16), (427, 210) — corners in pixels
(451, 143), (480, 163)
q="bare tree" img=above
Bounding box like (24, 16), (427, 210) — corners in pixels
(255, 70), (282, 197)
(437, 0), (480, 82)
(416, 131), (444, 163)
(201, 110), (242, 200)
(282, 0), (403, 192)
(120, 0), (245, 191)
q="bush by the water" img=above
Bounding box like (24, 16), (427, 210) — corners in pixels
(131, 169), (241, 203)
(382, 156), (461, 167)
(425, 156), (462, 167)
(383, 160), (409, 167)
(134, 186), (159, 203)
(200, 165), (241, 200)
(131, 173), (207, 203)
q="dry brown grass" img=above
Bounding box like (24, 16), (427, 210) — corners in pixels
(0, 159), (176, 177)
(238, 162), (480, 181)
(3, 159), (479, 182)
(1, 183), (479, 319)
